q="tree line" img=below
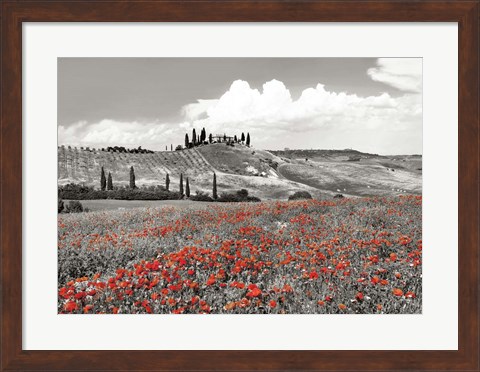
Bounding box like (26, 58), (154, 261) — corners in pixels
(96, 166), (258, 202)
(184, 127), (251, 149)
(101, 166), (216, 199)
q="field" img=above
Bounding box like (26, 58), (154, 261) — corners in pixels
(64, 199), (213, 212)
(58, 144), (421, 199)
(58, 195), (422, 314)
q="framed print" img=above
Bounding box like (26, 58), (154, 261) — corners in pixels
(1, 1), (478, 371)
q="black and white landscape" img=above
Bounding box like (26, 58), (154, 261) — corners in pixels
(58, 58), (422, 315)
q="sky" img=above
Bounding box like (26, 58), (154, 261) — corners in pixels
(58, 58), (422, 155)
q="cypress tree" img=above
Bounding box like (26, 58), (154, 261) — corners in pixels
(241, 132), (245, 142)
(246, 133), (251, 146)
(209, 133), (213, 143)
(185, 177), (190, 198)
(179, 173), (184, 195)
(234, 135), (238, 143)
(129, 166), (136, 189)
(165, 145), (167, 151)
(107, 172), (113, 190)
(223, 133), (226, 142)
(192, 129), (196, 146)
(165, 173), (170, 191)
(185, 134), (189, 148)
(213, 173), (218, 200)
(100, 166), (106, 190)
(171, 144), (173, 151)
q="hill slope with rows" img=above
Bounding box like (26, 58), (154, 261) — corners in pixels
(58, 146), (215, 186)
(58, 144), (421, 199)
(57, 145), (323, 200)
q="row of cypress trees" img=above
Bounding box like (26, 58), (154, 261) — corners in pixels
(100, 167), (114, 190)
(185, 128), (251, 148)
(100, 166), (135, 190)
(101, 166), (218, 199)
(178, 172), (218, 199)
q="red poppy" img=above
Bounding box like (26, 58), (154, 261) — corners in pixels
(74, 291), (86, 300)
(309, 271), (319, 280)
(206, 275), (216, 286)
(405, 291), (416, 299)
(224, 302), (236, 310)
(246, 287), (262, 298)
(269, 300), (277, 308)
(64, 301), (77, 312)
(355, 292), (364, 301)
(392, 288), (404, 296)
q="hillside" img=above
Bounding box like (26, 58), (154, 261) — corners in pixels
(58, 144), (421, 199)
(57, 145), (322, 200)
(271, 149), (422, 196)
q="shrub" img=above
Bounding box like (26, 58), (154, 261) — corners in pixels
(217, 189), (261, 203)
(58, 183), (182, 201)
(65, 200), (84, 213)
(236, 189), (249, 198)
(288, 191), (313, 201)
(189, 191), (213, 202)
(58, 199), (64, 213)
(334, 194), (344, 199)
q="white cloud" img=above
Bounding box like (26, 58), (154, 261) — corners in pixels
(58, 119), (179, 150)
(367, 58), (422, 92)
(183, 77), (422, 153)
(59, 59), (423, 154)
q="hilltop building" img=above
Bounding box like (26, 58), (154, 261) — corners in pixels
(212, 134), (235, 143)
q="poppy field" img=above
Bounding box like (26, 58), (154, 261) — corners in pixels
(58, 195), (422, 314)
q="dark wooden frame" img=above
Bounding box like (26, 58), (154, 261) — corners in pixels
(1, 1), (478, 370)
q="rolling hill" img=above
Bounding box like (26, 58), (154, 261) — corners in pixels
(58, 144), (421, 199)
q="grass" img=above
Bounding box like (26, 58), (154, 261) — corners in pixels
(58, 195), (422, 314)
(63, 199), (212, 212)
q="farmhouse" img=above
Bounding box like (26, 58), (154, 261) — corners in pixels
(212, 134), (235, 143)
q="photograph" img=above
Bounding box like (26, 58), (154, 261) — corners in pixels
(57, 57), (422, 314)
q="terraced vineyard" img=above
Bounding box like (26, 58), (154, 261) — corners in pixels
(58, 144), (421, 200)
(58, 146), (215, 187)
